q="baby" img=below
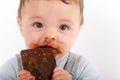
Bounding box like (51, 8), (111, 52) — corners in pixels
(0, 0), (100, 80)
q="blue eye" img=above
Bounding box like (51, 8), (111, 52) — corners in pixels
(33, 22), (43, 28)
(59, 24), (69, 31)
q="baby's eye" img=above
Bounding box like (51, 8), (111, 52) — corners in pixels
(33, 22), (43, 28)
(59, 24), (69, 31)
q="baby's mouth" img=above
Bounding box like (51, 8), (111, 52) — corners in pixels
(30, 43), (62, 55)
(39, 45), (55, 49)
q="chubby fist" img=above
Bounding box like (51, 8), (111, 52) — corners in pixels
(17, 70), (35, 80)
(52, 67), (72, 80)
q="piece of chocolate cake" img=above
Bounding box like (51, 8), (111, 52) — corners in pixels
(21, 47), (56, 80)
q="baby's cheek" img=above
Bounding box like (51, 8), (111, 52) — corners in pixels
(60, 42), (71, 53)
(29, 43), (39, 49)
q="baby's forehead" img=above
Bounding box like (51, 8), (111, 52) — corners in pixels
(18, 0), (81, 18)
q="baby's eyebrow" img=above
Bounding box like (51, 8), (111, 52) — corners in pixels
(59, 19), (74, 25)
(29, 16), (45, 21)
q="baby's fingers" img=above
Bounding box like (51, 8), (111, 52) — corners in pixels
(17, 75), (35, 80)
(52, 67), (72, 80)
(17, 70), (35, 80)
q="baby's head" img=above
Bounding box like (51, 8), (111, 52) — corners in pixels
(17, 0), (84, 58)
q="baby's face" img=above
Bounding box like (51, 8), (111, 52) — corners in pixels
(17, 0), (82, 58)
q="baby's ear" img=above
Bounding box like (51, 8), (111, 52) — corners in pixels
(16, 16), (23, 36)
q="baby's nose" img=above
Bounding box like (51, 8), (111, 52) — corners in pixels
(44, 29), (57, 41)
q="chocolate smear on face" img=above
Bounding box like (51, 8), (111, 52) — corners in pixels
(29, 43), (62, 55)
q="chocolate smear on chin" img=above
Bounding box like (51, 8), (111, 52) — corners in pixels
(29, 43), (62, 55)
(21, 46), (57, 80)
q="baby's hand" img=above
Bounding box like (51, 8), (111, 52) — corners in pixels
(17, 70), (35, 80)
(52, 66), (72, 80)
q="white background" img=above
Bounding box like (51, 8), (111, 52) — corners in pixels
(0, 0), (120, 80)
